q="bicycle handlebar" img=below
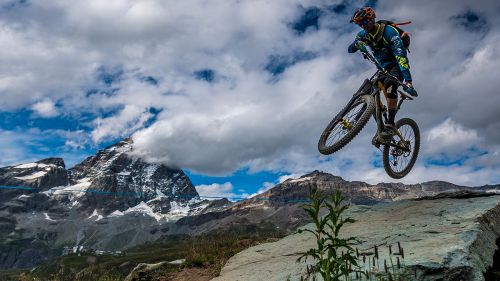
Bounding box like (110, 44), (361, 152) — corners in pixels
(359, 48), (414, 94)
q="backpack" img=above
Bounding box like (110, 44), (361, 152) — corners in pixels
(373, 20), (412, 51)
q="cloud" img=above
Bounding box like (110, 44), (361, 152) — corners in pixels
(1, 0), (499, 186)
(195, 182), (249, 200)
(91, 105), (154, 143)
(425, 118), (479, 154)
(32, 100), (58, 118)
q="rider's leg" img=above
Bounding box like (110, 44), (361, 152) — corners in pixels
(380, 66), (403, 139)
(384, 66), (403, 126)
(387, 91), (397, 126)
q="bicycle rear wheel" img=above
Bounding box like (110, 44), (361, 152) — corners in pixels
(318, 95), (374, 155)
(382, 118), (420, 179)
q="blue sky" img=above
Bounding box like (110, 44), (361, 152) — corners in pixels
(1, 0), (499, 198)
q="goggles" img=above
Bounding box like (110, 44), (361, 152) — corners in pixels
(356, 19), (371, 27)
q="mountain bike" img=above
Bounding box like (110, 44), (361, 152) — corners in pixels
(317, 48), (420, 179)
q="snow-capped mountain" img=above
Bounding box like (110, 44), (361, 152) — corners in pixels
(0, 138), (232, 269)
(49, 138), (200, 214)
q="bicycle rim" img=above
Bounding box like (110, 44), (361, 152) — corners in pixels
(383, 118), (420, 179)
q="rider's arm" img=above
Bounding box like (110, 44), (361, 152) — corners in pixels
(348, 31), (366, 53)
(386, 26), (412, 81)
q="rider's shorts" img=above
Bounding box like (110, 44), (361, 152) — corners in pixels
(384, 65), (403, 98)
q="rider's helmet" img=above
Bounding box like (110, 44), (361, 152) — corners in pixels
(349, 7), (376, 24)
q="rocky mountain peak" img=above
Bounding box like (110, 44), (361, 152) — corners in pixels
(54, 138), (199, 214)
(298, 170), (345, 183)
(0, 158), (69, 190)
(37, 157), (65, 168)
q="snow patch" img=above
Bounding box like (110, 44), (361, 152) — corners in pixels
(288, 176), (312, 184)
(51, 178), (92, 197)
(169, 201), (191, 216)
(18, 194), (31, 199)
(44, 212), (56, 222)
(14, 163), (56, 169)
(15, 171), (47, 180)
(117, 171), (131, 176)
(123, 201), (162, 222)
(108, 210), (124, 218)
(144, 164), (159, 180)
(189, 203), (210, 214)
(106, 141), (133, 154)
(14, 163), (38, 169)
(239, 203), (269, 210)
(88, 209), (104, 221)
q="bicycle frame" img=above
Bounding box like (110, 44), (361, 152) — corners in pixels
(343, 50), (413, 152)
(333, 48), (414, 152)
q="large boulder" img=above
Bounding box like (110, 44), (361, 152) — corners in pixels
(211, 193), (500, 281)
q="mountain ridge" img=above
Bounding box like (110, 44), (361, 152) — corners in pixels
(1, 139), (499, 271)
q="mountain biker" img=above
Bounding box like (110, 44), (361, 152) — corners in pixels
(347, 7), (416, 140)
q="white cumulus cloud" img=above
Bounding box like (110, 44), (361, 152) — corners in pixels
(1, 0), (499, 186)
(195, 182), (249, 200)
(32, 100), (58, 118)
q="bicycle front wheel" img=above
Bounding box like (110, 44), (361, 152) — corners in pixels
(382, 118), (420, 179)
(318, 95), (374, 155)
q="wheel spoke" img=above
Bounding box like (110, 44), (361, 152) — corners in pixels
(327, 127), (345, 146)
(386, 121), (418, 175)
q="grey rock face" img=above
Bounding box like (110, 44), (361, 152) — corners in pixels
(0, 240), (54, 269)
(0, 158), (68, 206)
(0, 158), (68, 190)
(67, 138), (198, 214)
(211, 194), (500, 281)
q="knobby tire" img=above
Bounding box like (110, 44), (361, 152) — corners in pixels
(382, 118), (420, 179)
(318, 95), (375, 155)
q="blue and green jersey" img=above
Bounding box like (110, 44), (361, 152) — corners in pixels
(348, 24), (412, 81)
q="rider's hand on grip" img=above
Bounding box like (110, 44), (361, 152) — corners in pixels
(355, 40), (367, 53)
(403, 81), (418, 97)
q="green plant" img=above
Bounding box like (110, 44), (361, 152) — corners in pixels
(297, 188), (360, 281)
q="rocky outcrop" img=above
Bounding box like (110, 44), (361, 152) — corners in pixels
(124, 261), (169, 281)
(211, 193), (500, 281)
